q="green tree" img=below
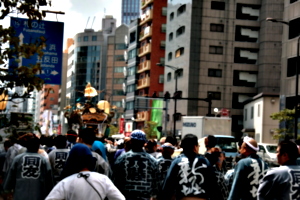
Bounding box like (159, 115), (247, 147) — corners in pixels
(270, 108), (298, 140)
(143, 121), (159, 139)
(0, 0), (52, 101)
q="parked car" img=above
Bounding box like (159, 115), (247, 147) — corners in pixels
(257, 143), (278, 167)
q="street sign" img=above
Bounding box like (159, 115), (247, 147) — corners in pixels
(10, 17), (64, 85)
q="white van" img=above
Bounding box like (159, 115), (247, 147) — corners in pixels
(257, 143), (278, 167)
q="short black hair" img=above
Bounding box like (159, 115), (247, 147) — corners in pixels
(66, 130), (78, 143)
(206, 135), (217, 148)
(181, 134), (198, 153)
(54, 135), (67, 149)
(18, 133), (40, 152)
(278, 140), (299, 161)
(78, 128), (96, 145)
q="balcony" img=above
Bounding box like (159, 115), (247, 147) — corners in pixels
(136, 111), (149, 121)
(137, 60), (151, 73)
(139, 26), (152, 41)
(140, 9), (153, 26)
(138, 43), (151, 57)
(141, 0), (154, 9)
(137, 76), (150, 89)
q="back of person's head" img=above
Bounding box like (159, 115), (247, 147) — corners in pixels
(205, 135), (217, 148)
(18, 133), (40, 152)
(78, 128), (96, 145)
(161, 142), (175, 158)
(278, 140), (299, 161)
(130, 129), (147, 149)
(66, 130), (78, 143)
(60, 143), (96, 179)
(54, 135), (67, 149)
(4, 140), (12, 151)
(165, 136), (176, 146)
(181, 134), (198, 153)
(145, 139), (157, 153)
(207, 147), (221, 165)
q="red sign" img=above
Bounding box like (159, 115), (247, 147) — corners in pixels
(119, 118), (125, 134)
(221, 108), (230, 117)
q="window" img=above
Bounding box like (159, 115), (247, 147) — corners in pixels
(162, 7), (167, 16)
(130, 31), (136, 43)
(126, 101), (134, 110)
(258, 104), (260, 117)
(170, 12), (174, 21)
(127, 84), (136, 93)
(289, 18), (300, 40)
(236, 4), (260, 21)
(168, 52), (172, 61)
(251, 106), (254, 119)
(49, 97), (54, 101)
(77, 37), (81, 42)
(169, 32), (173, 41)
(159, 75), (164, 83)
(209, 46), (223, 54)
(128, 49), (137, 60)
(115, 43), (127, 50)
(234, 48), (258, 64)
(92, 36), (97, 41)
(167, 72), (172, 81)
(113, 78), (124, 84)
(114, 67), (124, 73)
(210, 24), (224, 32)
(176, 26), (185, 37)
(211, 1), (225, 10)
(208, 92), (221, 100)
(160, 57), (165, 65)
(208, 69), (222, 77)
(83, 36), (88, 41)
(177, 4), (186, 16)
(160, 41), (166, 49)
(175, 47), (184, 58)
(244, 109), (247, 121)
(113, 90), (124, 96)
(128, 66), (136, 76)
(161, 24), (166, 33)
(235, 25), (259, 42)
(114, 55), (125, 61)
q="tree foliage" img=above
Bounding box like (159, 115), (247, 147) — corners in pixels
(143, 121), (159, 139)
(270, 108), (299, 140)
(0, 0), (52, 101)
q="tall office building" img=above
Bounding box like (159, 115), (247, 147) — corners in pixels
(106, 24), (128, 126)
(122, 0), (140, 25)
(66, 16), (117, 105)
(164, 1), (282, 138)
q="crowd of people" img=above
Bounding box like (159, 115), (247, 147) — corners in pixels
(0, 128), (299, 200)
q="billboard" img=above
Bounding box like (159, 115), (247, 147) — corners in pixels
(10, 17), (64, 85)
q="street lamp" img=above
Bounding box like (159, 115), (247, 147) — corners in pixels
(157, 63), (182, 138)
(266, 17), (299, 140)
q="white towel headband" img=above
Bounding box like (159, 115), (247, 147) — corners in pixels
(243, 136), (259, 151)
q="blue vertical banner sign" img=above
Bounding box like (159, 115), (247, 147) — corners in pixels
(10, 17), (64, 85)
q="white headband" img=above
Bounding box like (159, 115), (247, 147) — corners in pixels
(243, 136), (259, 151)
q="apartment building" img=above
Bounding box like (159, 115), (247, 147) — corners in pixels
(164, 0), (283, 138)
(124, 0), (167, 132)
(278, 0), (300, 139)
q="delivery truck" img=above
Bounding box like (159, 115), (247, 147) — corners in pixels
(182, 116), (238, 168)
(182, 116), (232, 138)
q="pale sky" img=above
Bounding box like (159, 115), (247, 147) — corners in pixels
(2, 0), (122, 50)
